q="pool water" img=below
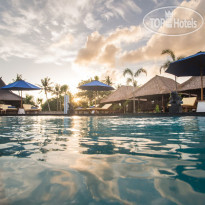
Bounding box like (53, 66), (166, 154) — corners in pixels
(0, 116), (205, 205)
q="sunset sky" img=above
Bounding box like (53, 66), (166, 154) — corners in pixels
(0, 0), (205, 100)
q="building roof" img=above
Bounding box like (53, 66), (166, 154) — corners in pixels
(130, 75), (178, 98)
(100, 86), (134, 104)
(0, 77), (21, 101)
(178, 76), (205, 91)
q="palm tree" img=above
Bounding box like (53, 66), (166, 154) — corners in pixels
(160, 49), (184, 90)
(12, 74), (24, 95)
(40, 77), (52, 111)
(60, 84), (69, 111)
(52, 84), (61, 111)
(123, 68), (147, 113)
(12, 74), (23, 82)
(105, 76), (112, 86)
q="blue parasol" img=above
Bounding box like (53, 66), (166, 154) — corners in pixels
(166, 51), (205, 100)
(1, 80), (41, 107)
(78, 80), (114, 106)
(78, 80), (114, 91)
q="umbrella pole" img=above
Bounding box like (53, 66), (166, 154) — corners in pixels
(201, 67), (203, 101)
(95, 91), (97, 107)
(21, 90), (23, 108)
(175, 76), (178, 92)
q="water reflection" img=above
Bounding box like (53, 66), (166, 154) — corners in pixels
(0, 116), (205, 204)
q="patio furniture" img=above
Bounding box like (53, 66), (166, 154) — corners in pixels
(0, 104), (18, 114)
(23, 104), (41, 114)
(181, 97), (197, 112)
(87, 103), (113, 114)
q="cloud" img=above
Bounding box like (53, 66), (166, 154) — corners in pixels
(75, 31), (105, 64)
(102, 0), (141, 20)
(75, 26), (143, 67)
(120, 0), (205, 64)
(83, 13), (102, 30)
(99, 44), (120, 67)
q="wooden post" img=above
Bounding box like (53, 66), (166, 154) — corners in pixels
(21, 90), (22, 108)
(175, 76), (178, 92)
(162, 95), (164, 113)
(201, 67), (204, 101)
(133, 86), (136, 113)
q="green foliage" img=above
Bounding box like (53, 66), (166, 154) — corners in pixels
(39, 77), (53, 111)
(112, 103), (122, 112)
(122, 100), (130, 113)
(42, 98), (57, 111)
(123, 68), (147, 87)
(23, 94), (35, 106)
(155, 104), (160, 113)
(12, 74), (24, 82)
(160, 49), (185, 73)
(104, 76), (113, 86)
(76, 76), (111, 106)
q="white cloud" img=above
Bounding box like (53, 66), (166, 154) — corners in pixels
(84, 13), (102, 30)
(103, 0), (141, 20)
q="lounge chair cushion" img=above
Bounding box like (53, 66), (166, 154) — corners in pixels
(181, 97), (197, 107)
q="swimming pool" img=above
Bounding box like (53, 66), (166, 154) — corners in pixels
(0, 116), (205, 205)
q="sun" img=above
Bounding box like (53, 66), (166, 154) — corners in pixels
(73, 97), (81, 103)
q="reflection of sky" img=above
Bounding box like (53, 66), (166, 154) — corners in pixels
(0, 116), (205, 204)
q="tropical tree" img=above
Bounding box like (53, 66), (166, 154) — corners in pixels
(76, 78), (95, 106)
(104, 76), (113, 86)
(39, 77), (53, 111)
(94, 76), (99, 81)
(52, 84), (61, 111)
(160, 49), (184, 90)
(23, 94), (35, 105)
(61, 84), (69, 95)
(123, 68), (147, 113)
(12, 74), (23, 82)
(59, 84), (69, 111)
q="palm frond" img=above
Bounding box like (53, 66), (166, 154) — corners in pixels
(161, 49), (175, 61)
(177, 56), (185, 60)
(123, 68), (134, 77)
(134, 68), (147, 77)
(160, 60), (171, 73)
(126, 78), (133, 85)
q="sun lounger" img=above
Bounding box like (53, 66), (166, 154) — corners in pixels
(74, 107), (90, 115)
(181, 97), (197, 112)
(196, 101), (205, 112)
(87, 103), (113, 114)
(0, 104), (18, 114)
(74, 104), (112, 115)
(23, 104), (41, 114)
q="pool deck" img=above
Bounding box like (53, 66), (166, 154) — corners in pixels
(1, 112), (205, 117)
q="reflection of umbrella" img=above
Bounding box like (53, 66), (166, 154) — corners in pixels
(1, 80), (41, 108)
(166, 51), (205, 100)
(78, 80), (114, 106)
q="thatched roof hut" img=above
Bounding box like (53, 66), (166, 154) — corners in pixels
(101, 86), (134, 104)
(131, 75), (178, 98)
(0, 77), (21, 101)
(178, 76), (205, 91)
